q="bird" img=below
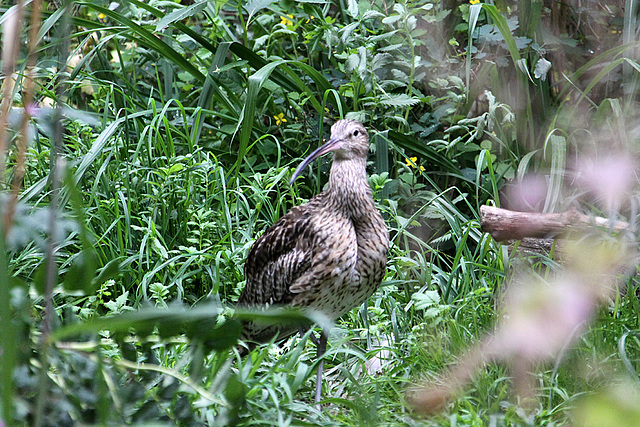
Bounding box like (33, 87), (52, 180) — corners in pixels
(238, 119), (389, 403)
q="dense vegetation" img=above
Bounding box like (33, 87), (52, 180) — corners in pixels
(1, 0), (640, 425)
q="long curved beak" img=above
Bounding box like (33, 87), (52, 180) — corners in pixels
(289, 137), (343, 185)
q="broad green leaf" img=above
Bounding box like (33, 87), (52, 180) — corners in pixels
(380, 94), (420, 107)
(63, 252), (98, 293)
(92, 258), (122, 288)
(543, 134), (566, 213)
(411, 290), (440, 310)
(155, 1), (207, 31)
(243, 0), (277, 25)
(52, 304), (226, 341)
(347, 0), (359, 18)
(516, 149), (540, 181)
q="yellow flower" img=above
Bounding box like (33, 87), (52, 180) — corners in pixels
(406, 157), (425, 171)
(470, 0), (480, 4)
(98, 13), (106, 20)
(280, 14), (294, 26)
(306, 15), (315, 23)
(274, 113), (287, 125)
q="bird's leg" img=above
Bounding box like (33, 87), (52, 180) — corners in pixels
(297, 326), (327, 404)
(298, 325), (322, 346)
(314, 330), (327, 405)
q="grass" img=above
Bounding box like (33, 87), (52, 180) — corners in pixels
(2, 0), (640, 425)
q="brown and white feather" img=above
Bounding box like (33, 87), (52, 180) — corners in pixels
(239, 120), (389, 345)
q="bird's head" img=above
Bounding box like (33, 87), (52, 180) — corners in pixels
(289, 119), (369, 185)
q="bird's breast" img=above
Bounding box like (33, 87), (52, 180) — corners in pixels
(289, 212), (358, 308)
(290, 206), (388, 320)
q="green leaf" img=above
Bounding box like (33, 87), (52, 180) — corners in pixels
(233, 307), (333, 333)
(380, 94), (420, 107)
(543, 133), (566, 213)
(51, 304), (225, 342)
(516, 149), (540, 181)
(64, 251), (98, 293)
(155, 1), (207, 32)
(347, 0), (359, 18)
(188, 319), (243, 351)
(481, 5), (522, 68)
(411, 290), (440, 310)
(534, 57), (552, 80)
(243, 0), (277, 24)
(93, 258), (122, 288)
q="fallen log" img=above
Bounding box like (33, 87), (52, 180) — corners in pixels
(480, 205), (630, 242)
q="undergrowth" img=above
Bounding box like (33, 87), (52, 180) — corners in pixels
(1, 0), (640, 425)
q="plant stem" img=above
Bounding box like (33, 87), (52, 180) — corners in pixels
(34, 0), (67, 424)
(403, 15), (416, 130)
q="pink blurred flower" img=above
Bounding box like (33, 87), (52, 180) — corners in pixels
(490, 274), (594, 361)
(502, 175), (549, 212)
(575, 154), (636, 211)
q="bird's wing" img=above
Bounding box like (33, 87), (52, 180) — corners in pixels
(240, 202), (319, 308)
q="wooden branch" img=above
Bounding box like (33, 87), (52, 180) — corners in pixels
(480, 206), (630, 242)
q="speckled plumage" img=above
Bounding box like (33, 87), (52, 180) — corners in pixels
(239, 120), (389, 345)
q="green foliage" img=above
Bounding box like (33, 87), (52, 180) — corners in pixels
(2, 0), (640, 425)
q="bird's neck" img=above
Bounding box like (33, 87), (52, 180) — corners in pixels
(325, 156), (373, 215)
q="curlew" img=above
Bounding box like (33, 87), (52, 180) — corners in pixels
(238, 119), (389, 403)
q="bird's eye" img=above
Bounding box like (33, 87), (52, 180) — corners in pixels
(353, 129), (359, 136)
